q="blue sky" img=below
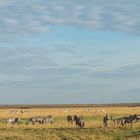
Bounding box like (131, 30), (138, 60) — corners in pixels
(0, 0), (140, 104)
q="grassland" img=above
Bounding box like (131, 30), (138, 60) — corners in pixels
(0, 106), (139, 140)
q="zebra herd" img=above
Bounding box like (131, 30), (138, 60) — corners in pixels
(9, 110), (30, 114)
(103, 114), (140, 128)
(6, 115), (53, 125)
(67, 114), (140, 128)
(4, 114), (140, 129)
(6, 115), (84, 128)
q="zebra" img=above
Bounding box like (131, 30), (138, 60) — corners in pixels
(26, 115), (53, 125)
(43, 115), (53, 124)
(73, 115), (85, 128)
(111, 114), (140, 128)
(7, 118), (20, 124)
(21, 110), (30, 114)
(111, 116), (125, 128)
(26, 116), (44, 125)
(103, 114), (109, 128)
(9, 110), (19, 115)
(123, 114), (140, 128)
(136, 114), (140, 121)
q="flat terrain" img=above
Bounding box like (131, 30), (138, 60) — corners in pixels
(0, 106), (139, 140)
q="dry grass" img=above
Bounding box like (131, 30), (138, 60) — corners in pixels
(0, 107), (139, 140)
(1, 106), (140, 118)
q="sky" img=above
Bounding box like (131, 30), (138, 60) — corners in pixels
(0, 0), (140, 104)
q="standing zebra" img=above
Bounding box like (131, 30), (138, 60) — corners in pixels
(103, 114), (109, 128)
(73, 115), (85, 128)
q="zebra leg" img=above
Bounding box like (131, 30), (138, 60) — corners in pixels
(121, 121), (124, 128)
(113, 121), (116, 128)
(26, 120), (29, 125)
(131, 123), (133, 128)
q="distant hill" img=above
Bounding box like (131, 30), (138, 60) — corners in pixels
(0, 103), (139, 109)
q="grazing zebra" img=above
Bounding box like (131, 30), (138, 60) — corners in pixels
(21, 110), (30, 114)
(9, 110), (18, 115)
(111, 114), (140, 128)
(111, 116), (125, 128)
(7, 118), (20, 124)
(26, 115), (53, 125)
(67, 115), (73, 123)
(123, 114), (140, 128)
(73, 115), (85, 128)
(26, 116), (44, 125)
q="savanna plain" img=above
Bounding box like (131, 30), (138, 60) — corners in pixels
(0, 106), (140, 140)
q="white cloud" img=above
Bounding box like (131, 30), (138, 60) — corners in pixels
(0, 0), (139, 41)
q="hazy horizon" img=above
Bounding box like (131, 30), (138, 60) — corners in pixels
(0, 0), (140, 104)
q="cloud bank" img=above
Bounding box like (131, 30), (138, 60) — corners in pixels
(0, 0), (140, 41)
(0, 45), (139, 103)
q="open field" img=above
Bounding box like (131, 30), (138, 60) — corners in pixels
(0, 106), (139, 140)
